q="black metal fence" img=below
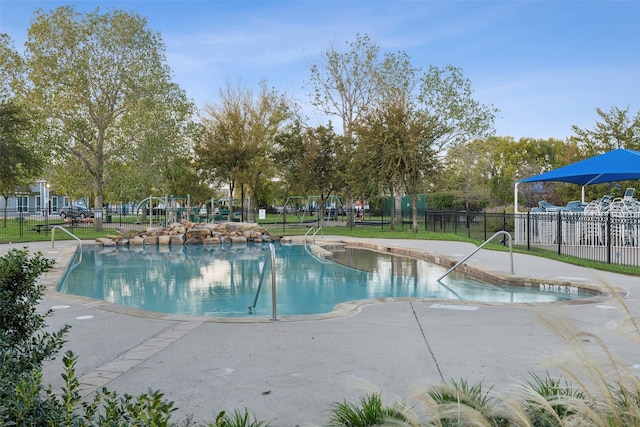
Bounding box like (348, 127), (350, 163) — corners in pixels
(514, 211), (640, 267)
(2, 207), (639, 268)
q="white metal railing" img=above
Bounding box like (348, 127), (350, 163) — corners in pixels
(304, 226), (323, 244)
(516, 211), (640, 248)
(51, 226), (83, 264)
(437, 231), (513, 282)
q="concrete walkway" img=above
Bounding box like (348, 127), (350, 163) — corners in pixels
(2, 238), (640, 426)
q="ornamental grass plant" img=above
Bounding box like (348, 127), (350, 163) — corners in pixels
(326, 282), (640, 426)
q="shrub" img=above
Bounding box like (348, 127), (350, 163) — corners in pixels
(212, 409), (270, 427)
(328, 393), (406, 426)
(0, 248), (69, 424)
(0, 248), (269, 426)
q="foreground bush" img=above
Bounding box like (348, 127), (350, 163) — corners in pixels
(0, 249), (268, 426)
(0, 248), (69, 424)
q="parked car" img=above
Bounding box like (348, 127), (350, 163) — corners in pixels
(59, 205), (93, 219)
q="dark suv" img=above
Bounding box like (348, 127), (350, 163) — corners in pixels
(59, 205), (93, 219)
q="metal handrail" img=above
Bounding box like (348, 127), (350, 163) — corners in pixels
(51, 226), (83, 264)
(312, 227), (322, 241)
(304, 227), (314, 242)
(248, 243), (278, 320)
(304, 226), (323, 244)
(437, 230), (513, 282)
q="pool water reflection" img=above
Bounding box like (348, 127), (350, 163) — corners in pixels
(57, 243), (594, 317)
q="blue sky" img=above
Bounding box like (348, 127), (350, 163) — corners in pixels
(1, 0), (639, 140)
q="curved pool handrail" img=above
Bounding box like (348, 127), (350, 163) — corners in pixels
(51, 226), (83, 264)
(304, 226), (322, 244)
(437, 230), (513, 282)
(312, 226), (323, 243)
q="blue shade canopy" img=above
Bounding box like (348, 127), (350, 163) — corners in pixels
(518, 148), (640, 186)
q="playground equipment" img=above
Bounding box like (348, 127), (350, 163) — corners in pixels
(134, 195), (199, 226)
(273, 195), (348, 225)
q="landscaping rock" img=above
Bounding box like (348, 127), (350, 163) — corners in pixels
(130, 236), (144, 245)
(96, 237), (116, 247)
(186, 228), (211, 239)
(144, 236), (159, 245)
(95, 221), (276, 247)
(230, 235), (248, 244)
(170, 235), (184, 245)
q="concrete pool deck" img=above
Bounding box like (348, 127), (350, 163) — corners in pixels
(2, 238), (640, 426)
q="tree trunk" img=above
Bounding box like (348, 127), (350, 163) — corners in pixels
(2, 195), (8, 228)
(345, 194), (355, 227)
(395, 193), (403, 230)
(389, 187), (396, 231)
(319, 195), (327, 228)
(93, 168), (103, 232)
(411, 193), (419, 234)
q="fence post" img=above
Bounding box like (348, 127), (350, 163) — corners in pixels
(19, 210), (24, 238)
(433, 211), (436, 232)
(606, 212), (611, 264)
(442, 211), (446, 233)
(454, 211), (458, 235)
(503, 210), (506, 229)
(526, 212), (531, 251)
(557, 211), (562, 255)
(484, 211), (487, 241)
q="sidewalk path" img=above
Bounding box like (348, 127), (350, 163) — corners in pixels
(2, 238), (639, 426)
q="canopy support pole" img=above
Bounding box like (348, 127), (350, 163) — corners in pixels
(514, 182), (520, 213)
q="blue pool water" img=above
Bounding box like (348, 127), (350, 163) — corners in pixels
(57, 243), (594, 317)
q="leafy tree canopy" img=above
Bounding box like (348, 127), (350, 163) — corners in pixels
(24, 5), (193, 228)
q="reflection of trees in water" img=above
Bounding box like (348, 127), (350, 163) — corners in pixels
(65, 244), (427, 315)
(331, 247), (419, 276)
(64, 244), (275, 313)
(62, 243), (576, 316)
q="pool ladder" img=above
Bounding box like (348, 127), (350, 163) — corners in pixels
(436, 231), (513, 282)
(248, 243), (278, 320)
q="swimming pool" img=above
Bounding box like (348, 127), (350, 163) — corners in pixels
(57, 243), (595, 317)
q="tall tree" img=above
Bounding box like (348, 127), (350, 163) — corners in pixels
(273, 121), (307, 196)
(0, 101), (44, 226)
(308, 33), (381, 137)
(446, 136), (569, 208)
(419, 65), (498, 158)
(0, 33), (25, 99)
(24, 6), (193, 230)
(308, 33), (382, 225)
(571, 106), (640, 156)
(0, 35), (42, 225)
(275, 123), (344, 226)
(373, 50), (425, 231)
(195, 82), (291, 221)
(356, 60), (495, 232)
